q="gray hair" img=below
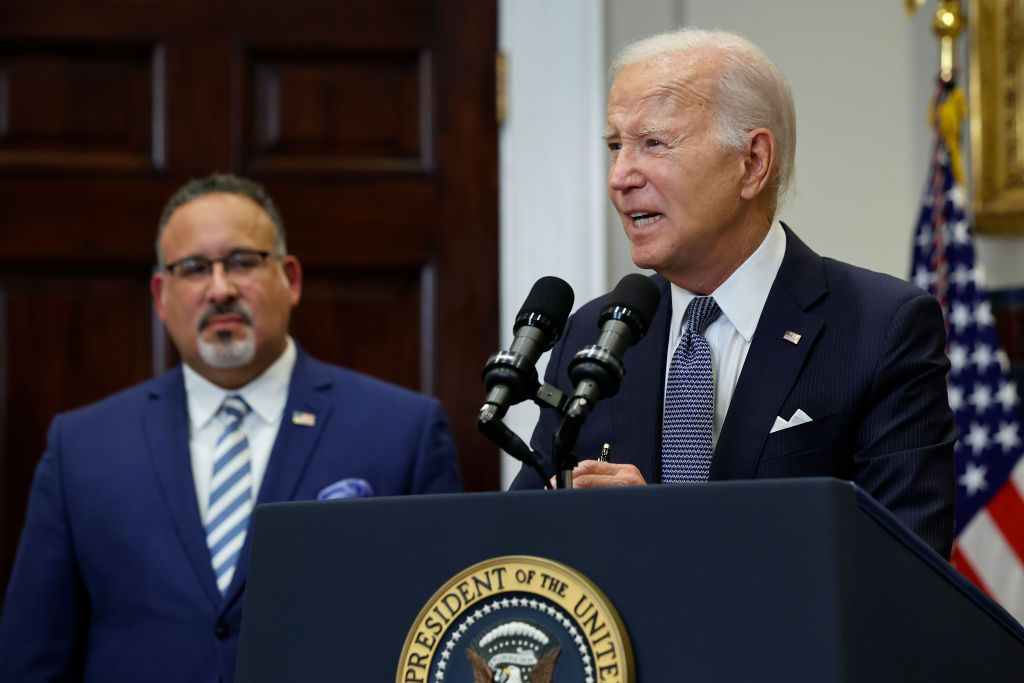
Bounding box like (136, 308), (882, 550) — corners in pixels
(611, 28), (796, 208)
(156, 173), (287, 265)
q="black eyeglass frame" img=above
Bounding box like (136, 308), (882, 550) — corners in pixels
(162, 249), (281, 279)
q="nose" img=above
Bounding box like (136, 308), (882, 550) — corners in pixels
(205, 262), (239, 302)
(608, 150), (644, 193)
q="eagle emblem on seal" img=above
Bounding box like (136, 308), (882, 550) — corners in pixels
(465, 621), (561, 683)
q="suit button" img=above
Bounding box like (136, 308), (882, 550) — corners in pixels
(214, 622), (229, 639)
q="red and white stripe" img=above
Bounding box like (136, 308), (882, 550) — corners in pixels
(952, 457), (1024, 624)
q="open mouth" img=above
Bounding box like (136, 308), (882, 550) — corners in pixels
(629, 212), (663, 228)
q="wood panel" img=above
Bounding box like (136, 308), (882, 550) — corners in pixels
(0, 41), (162, 169)
(291, 268), (425, 389)
(246, 48), (429, 173)
(0, 270), (154, 580)
(0, 0), (499, 603)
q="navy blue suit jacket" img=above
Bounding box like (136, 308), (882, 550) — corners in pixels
(512, 226), (956, 557)
(0, 349), (461, 682)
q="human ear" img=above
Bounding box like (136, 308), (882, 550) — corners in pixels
(150, 272), (168, 320)
(281, 256), (303, 306)
(740, 129), (775, 201)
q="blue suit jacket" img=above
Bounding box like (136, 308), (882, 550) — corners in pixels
(0, 349), (461, 682)
(512, 226), (956, 557)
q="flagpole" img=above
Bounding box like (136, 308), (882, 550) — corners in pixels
(907, 0), (964, 83)
(908, 0), (968, 185)
(934, 1), (963, 83)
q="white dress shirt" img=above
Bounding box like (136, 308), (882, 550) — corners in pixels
(184, 337), (297, 520)
(665, 222), (787, 447)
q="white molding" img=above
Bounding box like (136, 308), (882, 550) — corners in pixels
(497, 0), (606, 488)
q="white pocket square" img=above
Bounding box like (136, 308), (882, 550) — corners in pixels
(770, 409), (813, 434)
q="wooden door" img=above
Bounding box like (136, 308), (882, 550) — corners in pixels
(0, 0), (498, 596)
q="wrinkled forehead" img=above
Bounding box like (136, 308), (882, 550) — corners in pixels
(606, 54), (720, 124)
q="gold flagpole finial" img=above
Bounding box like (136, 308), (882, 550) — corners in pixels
(909, 1), (967, 182)
(906, 0), (964, 83)
(933, 0), (964, 83)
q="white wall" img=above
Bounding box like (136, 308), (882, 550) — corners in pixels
(498, 1), (606, 487)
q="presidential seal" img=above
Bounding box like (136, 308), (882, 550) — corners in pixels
(396, 556), (633, 683)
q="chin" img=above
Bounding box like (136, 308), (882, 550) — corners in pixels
(197, 334), (257, 369)
(629, 248), (660, 272)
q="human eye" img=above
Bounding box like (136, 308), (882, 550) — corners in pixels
(645, 137), (663, 148)
(176, 257), (210, 279)
(225, 250), (261, 272)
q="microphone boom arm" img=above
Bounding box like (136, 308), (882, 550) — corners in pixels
(477, 408), (542, 490)
(476, 381), (569, 490)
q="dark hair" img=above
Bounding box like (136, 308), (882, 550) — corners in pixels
(156, 173), (287, 264)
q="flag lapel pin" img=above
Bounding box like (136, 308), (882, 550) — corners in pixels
(292, 410), (316, 427)
(783, 330), (802, 345)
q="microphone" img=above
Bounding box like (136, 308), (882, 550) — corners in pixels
(550, 274), (660, 488)
(480, 276), (575, 417)
(565, 274), (661, 416)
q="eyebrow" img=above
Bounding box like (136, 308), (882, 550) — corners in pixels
(637, 125), (669, 137)
(602, 124), (669, 141)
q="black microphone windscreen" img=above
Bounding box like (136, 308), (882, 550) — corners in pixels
(517, 276), (575, 327)
(607, 274), (661, 327)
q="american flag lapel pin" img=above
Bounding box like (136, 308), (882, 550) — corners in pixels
(292, 410), (316, 427)
(783, 330), (802, 345)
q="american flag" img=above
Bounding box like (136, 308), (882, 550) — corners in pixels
(911, 81), (1024, 622)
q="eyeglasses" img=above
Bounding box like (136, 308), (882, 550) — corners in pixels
(163, 249), (279, 280)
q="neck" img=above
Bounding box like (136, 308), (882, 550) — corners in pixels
(668, 212), (773, 295)
(197, 366), (264, 390)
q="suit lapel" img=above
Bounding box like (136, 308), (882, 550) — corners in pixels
(711, 225), (828, 480)
(222, 350), (333, 607)
(142, 369), (222, 608)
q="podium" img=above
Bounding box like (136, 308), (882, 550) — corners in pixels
(235, 479), (1024, 681)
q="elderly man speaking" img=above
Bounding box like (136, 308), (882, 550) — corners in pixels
(512, 28), (956, 559)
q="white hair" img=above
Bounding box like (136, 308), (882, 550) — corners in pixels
(612, 28), (797, 208)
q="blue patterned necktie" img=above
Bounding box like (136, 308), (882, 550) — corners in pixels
(662, 296), (722, 482)
(205, 395), (253, 596)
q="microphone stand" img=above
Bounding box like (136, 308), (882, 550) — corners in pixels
(477, 382), (569, 490)
(550, 386), (597, 489)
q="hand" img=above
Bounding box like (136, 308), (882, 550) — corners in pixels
(558, 459), (646, 488)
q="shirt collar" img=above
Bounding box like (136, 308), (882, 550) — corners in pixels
(183, 337), (297, 429)
(669, 221), (787, 343)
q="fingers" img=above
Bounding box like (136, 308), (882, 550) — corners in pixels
(571, 460), (645, 488)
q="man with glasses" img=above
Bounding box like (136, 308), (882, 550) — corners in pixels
(0, 174), (462, 683)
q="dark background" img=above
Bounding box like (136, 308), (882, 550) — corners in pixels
(0, 0), (499, 600)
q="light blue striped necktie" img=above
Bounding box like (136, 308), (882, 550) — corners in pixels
(662, 296), (722, 482)
(206, 395), (253, 596)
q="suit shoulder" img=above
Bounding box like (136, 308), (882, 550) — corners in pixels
(820, 257), (933, 309)
(569, 273), (666, 320)
(307, 359), (441, 410)
(571, 291), (613, 321)
(54, 371), (179, 428)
